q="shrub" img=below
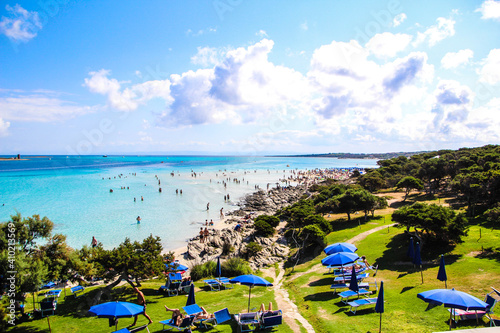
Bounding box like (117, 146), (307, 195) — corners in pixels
(190, 260), (218, 281)
(221, 240), (234, 255)
(254, 220), (275, 237)
(245, 242), (263, 258)
(221, 257), (252, 277)
(254, 215), (280, 228)
(299, 224), (326, 248)
(303, 214), (332, 233)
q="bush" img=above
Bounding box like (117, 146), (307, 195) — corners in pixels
(245, 242), (263, 258)
(190, 260), (218, 281)
(254, 215), (280, 228)
(254, 220), (275, 237)
(222, 240), (234, 255)
(299, 224), (326, 248)
(303, 214), (332, 233)
(221, 257), (252, 277)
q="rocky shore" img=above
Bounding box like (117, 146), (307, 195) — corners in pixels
(180, 184), (309, 270)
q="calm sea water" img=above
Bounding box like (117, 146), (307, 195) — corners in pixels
(0, 156), (378, 251)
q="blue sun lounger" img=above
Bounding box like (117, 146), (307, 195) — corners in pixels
(331, 282), (369, 294)
(333, 273), (369, 283)
(216, 277), (234, 289)
(338, 289), (373, 304)
(234, 312), (259, 332)
(71, 285), (85, 298)
(260, 310), (283, 330)
(160, 316), (194, 332)
(112, 324), (151, 333)
(347, 297), (378, 314)
(203, 279), (221, 291)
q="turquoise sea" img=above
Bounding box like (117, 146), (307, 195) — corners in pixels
(0, 156), (378, 251)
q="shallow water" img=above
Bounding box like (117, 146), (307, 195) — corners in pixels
(0, 155), (377, 250)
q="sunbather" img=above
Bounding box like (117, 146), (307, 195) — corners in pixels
(259, 302), (273, 314)
(195, 306), (215, 319)
(165, 306), (188, 326)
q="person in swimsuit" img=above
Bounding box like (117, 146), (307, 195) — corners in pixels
(129, 287), (153, 326)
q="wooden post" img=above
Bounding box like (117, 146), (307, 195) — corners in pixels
(47, 316), (52, 333)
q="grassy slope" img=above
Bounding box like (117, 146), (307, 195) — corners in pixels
(284, 213), (500, 333)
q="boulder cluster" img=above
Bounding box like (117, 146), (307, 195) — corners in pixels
(185, 185), (308, 269)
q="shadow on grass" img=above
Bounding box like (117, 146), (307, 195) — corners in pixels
(303, 291), (333, 302)
(374, 233), (461, 272)
(330, 216), (380, 233)
(344, 308), (376, 316)
(400, 286), (415, 294)
(8, 325), (50, 333)
(476, 246), (500, 263)
(308, 278), (333, 287)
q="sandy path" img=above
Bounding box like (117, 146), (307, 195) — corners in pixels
(270, 222), (397, 333)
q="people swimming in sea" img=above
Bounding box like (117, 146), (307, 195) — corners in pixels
(207, 202), (210, 210)
(137, 216), (141, 224)
(220, 207), (224, 217)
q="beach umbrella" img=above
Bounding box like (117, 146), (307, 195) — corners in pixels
(413, 242), (423, 284)
(348, 266), (359, 294)
(322, 252), (360, 283)
(407, 237), (414, 260)
(437, 254), (447, 289)
(216, 257), (222, 279)
(375, 281), (384, 333)
(417, 288), (488, 330)
(321, 252), (360, 266)
(324, 242), (357, 255)
(165, 262), (188, 272)
(88, 301), (144, 331)
(230, 274), (273, 313)
(186, 284), (196, 307)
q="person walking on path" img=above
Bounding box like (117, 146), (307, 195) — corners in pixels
(129, 287), (153, 327)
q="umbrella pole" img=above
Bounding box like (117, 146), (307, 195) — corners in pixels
(248, 286), (252, 313)
(47, 316), (52, 333)
(420, 266), (423, 284)
(379, 312), (382, 333)
(445, 280), (447, 289)
(449, 308), (453, 330)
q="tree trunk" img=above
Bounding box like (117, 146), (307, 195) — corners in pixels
(88, 273), (128, 307)
(347, 212), (351, 221)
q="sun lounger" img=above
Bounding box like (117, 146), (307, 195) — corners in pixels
(216, 277), (233, 289)
(160, 316), (194, 332)
(347, 297), (378, 314)
(203, 279), (221, 291)
(39, 298), (57, 317)
(333, 273), (369, 283)
(178, 280), (191, 294)
(448, 290), (498, 325)
(71, 285), (85, 298)
(331, 282), (369, 294)
(213, 308), (232, 326)
(182, 304), (216, 329)
(259, 310), (283, 329)
(234, 312), (259, 332)
(338, 289), (373, 304)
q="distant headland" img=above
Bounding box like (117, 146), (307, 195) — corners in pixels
(272, 151), (427, 160)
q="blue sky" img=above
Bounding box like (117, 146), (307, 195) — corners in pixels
(1, 0), (500, 155)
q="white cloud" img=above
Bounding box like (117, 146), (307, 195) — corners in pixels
(300, 21), (308, 31)
(256, 30), (268, 37)
(476, 0), (500, 21)
(478, 49), (500, 84)
(0, 4), (42, 42)
(366, 32), (412, 58)
(0, 91), (94, 122)
(413, 17), (455, 47)
(191, 46), (226, 67)
(0, 118), (10, 137)
(186, 27), (217, 37)
(441, 49), (473, 69)
(159, 39), (309, 126)
(393, 13), (407, 27)
(83, 69), (172, 111)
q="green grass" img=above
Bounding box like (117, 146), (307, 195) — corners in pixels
(8, 281), (293, 333)
(283, 213), (500, 332)
(8, 214), (500, 332)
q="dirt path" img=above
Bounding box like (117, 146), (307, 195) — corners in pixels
(270, 222), (397, 333)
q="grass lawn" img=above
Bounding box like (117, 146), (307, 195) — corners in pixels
(8, 280), (294, 333)
(283, 214), (500, 333)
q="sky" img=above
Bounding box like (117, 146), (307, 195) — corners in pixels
(1, 0), (500, 155)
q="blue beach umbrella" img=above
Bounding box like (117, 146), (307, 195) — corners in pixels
(88, 301), (144, 331)
(437, 254), (447, 289)
(407, 237), (414, 260)
(230, 274), (273, 313)
(324, 242), (357, 255)
(186, 284), (196, 307)
(413, 242), (423, 283)
(321, 252), (360, 266)
(165, 262), (188, 272)
(375, 281), (384, 333)
(216, 257), (222, 279)
(348, 266), (359, 293)
(417, 288), (488, 330)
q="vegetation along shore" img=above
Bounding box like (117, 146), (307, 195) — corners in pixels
(1, 144), (500, 332)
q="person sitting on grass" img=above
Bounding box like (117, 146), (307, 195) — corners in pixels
(164, 305), (214, 326)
